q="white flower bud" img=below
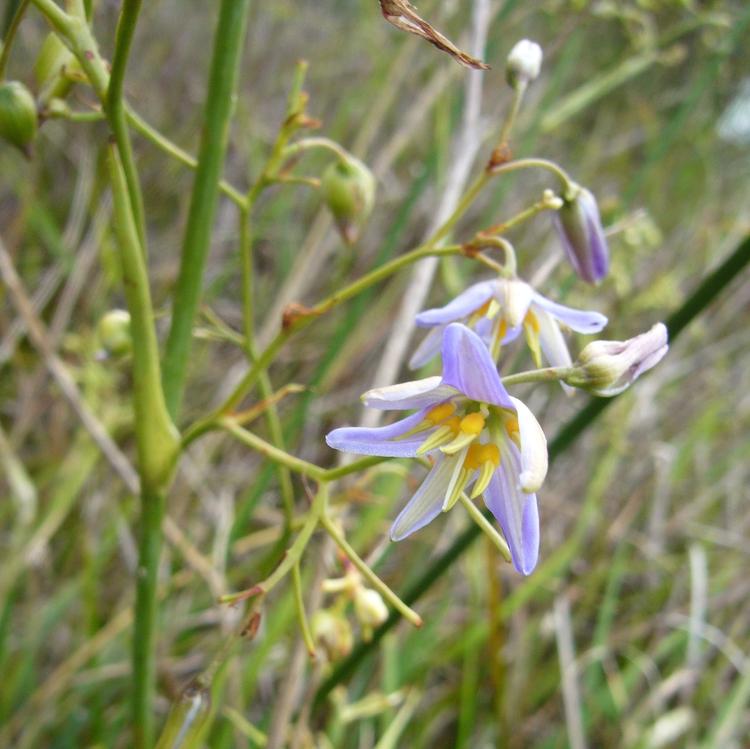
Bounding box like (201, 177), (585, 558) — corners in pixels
(311, 609), (353, 661)
(506, 40), (543, 89)
(354, 587), (388, 628)
(566, 323), (669, 397)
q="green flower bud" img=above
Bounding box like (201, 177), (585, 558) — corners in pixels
(321, 155), (376, 245)
(0, 82), (38, 156)
(97, 309), (132, 356)
(565, 323), (668, 397)
(312, 609), (353, 661)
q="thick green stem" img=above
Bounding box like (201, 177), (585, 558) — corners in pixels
(108, 148), (178, 487)
(107, 0), (146, 247)
(133, 488), (166, 749)
(162, 0), (251, 419)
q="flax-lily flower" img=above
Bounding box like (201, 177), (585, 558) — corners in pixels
(326, 323), (548, 574)
(409, 278), (607, 390)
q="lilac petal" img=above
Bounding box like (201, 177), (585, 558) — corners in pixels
(502, 325), (523, 345)
(484, 446), (539, 575)
(415, 281), (496, 327)
(554, 188), (610, 285)
(441, 323), (513, 408)
(409, 326), (445, 369)
(326, 409), (430, 458)
(362, 376), (457, 410)
(390, 454), (460, 540)
(534, 308), (574, 394)
(531, 292), (607, 334)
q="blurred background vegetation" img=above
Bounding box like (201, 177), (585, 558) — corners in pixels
(0, 0), (749, 746)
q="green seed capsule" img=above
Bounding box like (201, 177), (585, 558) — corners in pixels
(0, 82), (38, 156)
(97, 309), (132, 356)
(321, 155), (376, 245)
(154, 681), (211, 749)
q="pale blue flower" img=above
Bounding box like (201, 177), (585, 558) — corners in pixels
(410, 278), (607, 392)
(326, 323), (548, 574)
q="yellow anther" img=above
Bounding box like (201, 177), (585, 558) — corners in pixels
(480, 443), (501, 467)
(502, 414), (520, 446)
(460, 442), (501, 498)
(460, 412), (485, 435)
(426, 402), (456, 424)
(523, 311), (542, 367)
(486, 299), (501, 320)
(525, 309), (540, 333)
(416, 417), (460, 455)
(463, 442), (486, 471)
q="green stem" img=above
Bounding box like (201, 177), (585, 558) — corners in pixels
(458, 493), (511, 561)
(490, 157), (575, 197)
(496, 83), (525, 149)
(292, 562), (316, 657)
(216, 243), (463, 415)
(0, 0), (30, 78)
(127, 107), (247, 206)
(221, 485), (328, 603)
(319, 512), (422, 628)
(323, 456), (387, 482)
(162, 0), (251, 420)
(501, 366), (572, 387)
(107, 0), (146, 248)
(221, 419), (327, 482)
(132, 488), (166, 749)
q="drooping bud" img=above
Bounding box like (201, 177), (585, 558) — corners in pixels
(0, 82), (38, 156)
(554, 185), (610, 285)
(566, 323), (668, 397)
(97, 309), (132, 356)
(354, 587), (388, 629)
(311, 609), (353, 661)
(320, 154), (376, 245)
(506, 39), (543, 89)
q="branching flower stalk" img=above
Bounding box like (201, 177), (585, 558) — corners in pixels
(5, 2), (684, 742)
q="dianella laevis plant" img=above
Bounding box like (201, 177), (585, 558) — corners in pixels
(0, 3), (671, 745)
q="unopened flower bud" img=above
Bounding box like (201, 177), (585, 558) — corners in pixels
(554, 186), (610, 285)
(312, 609), (353, 661)
(97, 309), (132, 356)
(321, 154), (376, 245)
(354, 587), (388, 629)
(566, 323), (668, 396)
(0, 82), (38, 156)
(506, 39), (543, 89)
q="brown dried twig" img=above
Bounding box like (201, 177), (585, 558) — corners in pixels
(379, 0), (489, 70)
